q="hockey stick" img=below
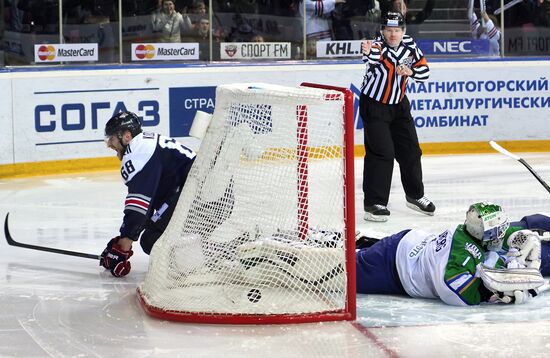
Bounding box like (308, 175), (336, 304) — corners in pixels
(494, 0), (522, 15)
(3, 213), (101, 260)
(489, 141), (550, 194)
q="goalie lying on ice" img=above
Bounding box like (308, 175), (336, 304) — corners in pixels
(355, 202), (550, 306)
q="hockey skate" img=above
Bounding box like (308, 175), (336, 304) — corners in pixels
(364, 204), (390, 222)
(405, 196), (435, 216)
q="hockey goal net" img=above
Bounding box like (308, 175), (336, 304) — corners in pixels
(138, 83), (355, 324)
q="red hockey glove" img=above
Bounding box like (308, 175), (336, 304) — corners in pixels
(100, 237), (134, 277)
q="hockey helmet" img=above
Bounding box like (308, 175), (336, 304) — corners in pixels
(464, 202), (509, 243)
(105, 111), (142, 140)
(381, 12), (405, 28)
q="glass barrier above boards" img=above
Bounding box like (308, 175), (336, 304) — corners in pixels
(1, 0), (550, 67)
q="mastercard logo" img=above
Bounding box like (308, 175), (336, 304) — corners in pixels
(135, 44), (155, 59)
(37, 45), (56, 61)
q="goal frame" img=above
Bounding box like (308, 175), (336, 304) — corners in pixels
(137, 82), (356, 324)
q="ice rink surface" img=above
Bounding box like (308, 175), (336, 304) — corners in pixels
(1, 152), (550, 357)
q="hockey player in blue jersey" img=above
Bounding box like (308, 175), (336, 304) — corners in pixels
(99, 111), (196, 277)
(355, 203), (550, 306)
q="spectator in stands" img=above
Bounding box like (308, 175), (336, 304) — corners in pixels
(332, 0), (375, 40)
(253, 0), (294, 15)
(251, 34), (265, 42)
(196, 16), (210, 39)
(190, 0), (206, 15)
(217, 0), (258, 13)
(5, 0), (26, 32)
(297, 0), (346, 58)
(184, 14), (225, 60)
(379, 0), (407, 16)
(61, 1), (118, 62)
(379, 0), (434, 25)
(185, 16), (210, 60)
(151, 0), (192, 42)
(406, 0), (434, 25)
(468, 0), (501, 56)
(305, 37), (317, 58)
(187, 0), (207, 30)
(228, 22), (255, 42)
(377, 0), (433, 38)
(299, 0), (346, 42)
(5, 0), (59, 34)
(537, 0), (550, 26)
(378, 0), (436, 40)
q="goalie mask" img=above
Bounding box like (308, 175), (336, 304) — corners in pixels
(465, 202), (509, 244)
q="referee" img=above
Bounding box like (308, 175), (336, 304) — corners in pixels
(360, 11), (435, 222)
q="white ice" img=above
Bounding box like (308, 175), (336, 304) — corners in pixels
(1, 152), (550, 357)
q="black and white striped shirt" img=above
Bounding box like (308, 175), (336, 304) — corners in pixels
(361, 34), (430, 105)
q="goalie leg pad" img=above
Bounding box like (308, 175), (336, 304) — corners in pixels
(478, 264), (545, 293)
(236, 237), (346, 291)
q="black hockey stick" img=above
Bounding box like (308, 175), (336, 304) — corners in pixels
(4, 213), (101, 260)
(489, 141), (550, 194)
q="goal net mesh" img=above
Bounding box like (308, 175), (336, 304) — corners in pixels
(138, 83), (354, 322)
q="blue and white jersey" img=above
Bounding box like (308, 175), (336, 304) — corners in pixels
(119, 132), (195, 239)
(299, 0), (337, 40)
(395, 229), (455, 303)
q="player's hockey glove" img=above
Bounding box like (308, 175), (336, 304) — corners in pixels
(100, 237), (133, 277)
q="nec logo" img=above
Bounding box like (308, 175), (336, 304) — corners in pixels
(433, 41), (472, 53)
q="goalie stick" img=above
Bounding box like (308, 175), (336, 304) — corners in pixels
(489, 141), (550, 194)
(3, 213), (100, 260)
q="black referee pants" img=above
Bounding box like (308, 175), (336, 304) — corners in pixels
(360, 94), (424, 208)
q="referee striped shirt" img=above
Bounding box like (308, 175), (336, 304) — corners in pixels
(361, 34), (429, 105)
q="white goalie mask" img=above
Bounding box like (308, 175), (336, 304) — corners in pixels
(465, 202), (509, 244)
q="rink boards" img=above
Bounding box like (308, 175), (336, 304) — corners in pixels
(1, 59), (550, 177)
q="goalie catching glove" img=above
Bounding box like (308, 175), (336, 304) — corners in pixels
(100, 237), (133, 277)
(505, 230), (541, 269)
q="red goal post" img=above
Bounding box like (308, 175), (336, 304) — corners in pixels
(138, 83), (356, 324)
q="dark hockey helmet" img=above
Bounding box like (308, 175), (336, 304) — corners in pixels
(381, 12), (405, 28)
(104, 111), (142, 139)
